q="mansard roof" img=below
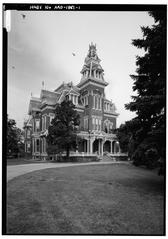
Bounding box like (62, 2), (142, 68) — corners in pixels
(28, 97), (41, 115)
(40, 89), (59, 106)
(40, 89), (60, 99)
(24, 115), (32, 128)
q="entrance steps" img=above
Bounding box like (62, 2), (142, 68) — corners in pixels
(99, 154), (116, 162)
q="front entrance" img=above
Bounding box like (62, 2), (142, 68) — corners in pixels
(103, 140), (111, 153)
(92, 139), (103, 155)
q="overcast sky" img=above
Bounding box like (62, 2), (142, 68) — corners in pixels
(7, 10), (154, 129)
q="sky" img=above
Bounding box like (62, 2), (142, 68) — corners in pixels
(7, 10), (154, 129)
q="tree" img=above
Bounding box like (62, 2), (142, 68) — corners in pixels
(124, 10), (166, 168)
(115, 124), (131, 153)
(7, 117), (24, 157)
(46, 100), (80, 160)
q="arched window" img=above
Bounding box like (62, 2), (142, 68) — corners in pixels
(104, 120), (111, 133)
(109, 122), (113, 133)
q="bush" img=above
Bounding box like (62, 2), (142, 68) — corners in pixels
(145, 148), (159, 169)
(132, 145), (159, 169)
(132, 147), (145, 166)
(49, 155), (99, 163)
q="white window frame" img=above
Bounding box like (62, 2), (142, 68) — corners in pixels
(95, 118), (98, 131)
(35, 119), (40, 132)
(99, 119), (101, 131)
(93, 95), (95, 109)
(49, 113), (55, 124)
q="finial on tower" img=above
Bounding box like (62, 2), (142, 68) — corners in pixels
(88, 42), (97, 58)
(42, 81), (44, 89)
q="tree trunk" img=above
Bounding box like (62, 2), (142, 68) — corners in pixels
(66, 146), (70, 161)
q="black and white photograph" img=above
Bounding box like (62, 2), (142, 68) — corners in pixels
(3, 3), (166, 235)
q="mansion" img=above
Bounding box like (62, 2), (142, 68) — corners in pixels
(24, 43), (120, 160)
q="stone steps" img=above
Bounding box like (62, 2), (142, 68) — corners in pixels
(99, 154), (116, 162)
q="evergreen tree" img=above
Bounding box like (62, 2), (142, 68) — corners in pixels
(7, 117), (23, 157)
(124, 10), (166, 167)
(115, 124), (131, 153)
(46, 100), (80, 160)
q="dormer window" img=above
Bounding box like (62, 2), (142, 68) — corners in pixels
(49, 114), (55, 124)
(70, 94), (78, 105)
(82, 95), (88, 106)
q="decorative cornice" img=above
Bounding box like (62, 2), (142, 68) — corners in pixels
(78, 78), (108, 89)
(104, 113), (119, 118)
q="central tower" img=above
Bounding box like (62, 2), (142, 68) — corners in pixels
(78, 43), (108, 88)
(77, 43), (109, 133)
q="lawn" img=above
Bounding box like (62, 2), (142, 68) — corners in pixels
(7, 158), (48, 166)
(7, 163), (165, 235)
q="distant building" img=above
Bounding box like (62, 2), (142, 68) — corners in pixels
(24, 43), (120, 160)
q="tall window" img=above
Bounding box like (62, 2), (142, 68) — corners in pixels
(92, 118), (95, 130)
(84, 118), (88, 130)
(27, 130), (30, 138)
(99, 119), (101, 131)
(74, 95), (77, 105)
(100, 98), (102, 110)
(93, 95), (95, 109)
(95, 118), (98, 130)
(104, 121), (108, 133)
(95, 96), (97, 109)
(86, 96), (88, 105)
(42, 116), (47, 130)
(42, 116), (44, 130)
(109, 122), (113, 133)
(27, 143), (31, 152)
(98, 97), (100, 109)
(93, 95), (101, 110)
(83, 96), (88, 106)
(36, 120), (40, 132)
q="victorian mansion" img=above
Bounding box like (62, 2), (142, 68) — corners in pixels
(24, 43), (120, 160)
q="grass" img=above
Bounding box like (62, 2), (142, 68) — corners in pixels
(7, 163), (164, 235)
(7, 158), (48, 166)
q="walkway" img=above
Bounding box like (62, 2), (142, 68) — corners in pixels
(7, 161), (129, 182)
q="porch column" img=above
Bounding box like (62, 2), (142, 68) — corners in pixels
(101, 141), (104, 156)
(35, 139), (36, 153)
(117, 142), (121, 153)
(87, 140), (90, 154)
(44, 138), (46, 153)
(119, 144), (121, 153)
(90, 139), (93, 154)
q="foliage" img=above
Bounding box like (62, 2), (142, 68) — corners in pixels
(46, 100), (81, 160)
(124, 11), (166, 168)
(7, 117), (24, 157)
(116, 124), (131, 153)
